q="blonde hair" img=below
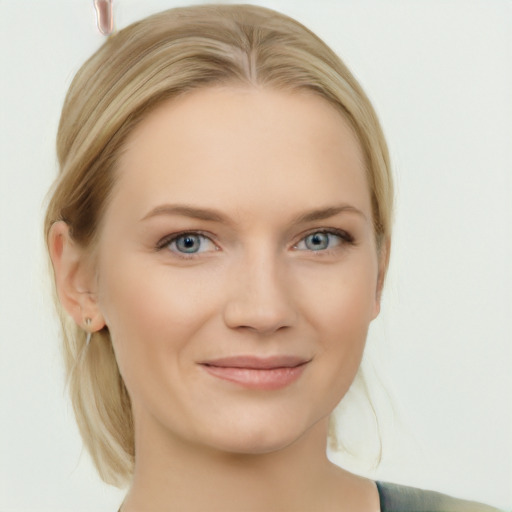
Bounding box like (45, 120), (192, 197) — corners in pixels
(45, 4), (393, 487)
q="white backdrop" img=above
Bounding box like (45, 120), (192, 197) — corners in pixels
(0, 1), (510, 511)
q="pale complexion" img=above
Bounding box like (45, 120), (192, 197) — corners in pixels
(51, 87), (384, 511)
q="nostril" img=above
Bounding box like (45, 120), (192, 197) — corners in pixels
(222, 259), (298, 333)
(223, 301), (297, 334)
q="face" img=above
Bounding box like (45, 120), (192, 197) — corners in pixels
(93, 87), (382, 455)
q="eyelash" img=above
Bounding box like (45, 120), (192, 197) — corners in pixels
(293, 229), (355, 254)
(156, 231), (217, 259)
(156, 228), (355, 259)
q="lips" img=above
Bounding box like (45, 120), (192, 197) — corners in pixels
(198, 355), (310, 390)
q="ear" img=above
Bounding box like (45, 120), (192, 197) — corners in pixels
(48, 221), (105, 332)
(372, 237), (391, 319)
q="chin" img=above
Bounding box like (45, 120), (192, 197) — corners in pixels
(219, 434), (294, 456)
(198, 414), (325, 457)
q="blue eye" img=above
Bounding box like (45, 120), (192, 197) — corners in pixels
(175, 234), (202, 253)
(295, 231), (347, 252)
(305, 232), (330, 250)
(162, 233), (217, 255)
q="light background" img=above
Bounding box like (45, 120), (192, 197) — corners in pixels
(0, 0), (510, 510)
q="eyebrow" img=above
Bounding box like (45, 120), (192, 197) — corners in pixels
(141, 203), (366, 224)
(141, 204), (227, 223)
(293, 205), (367, 223)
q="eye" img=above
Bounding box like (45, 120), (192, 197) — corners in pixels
(294, 230), (350, 252)
(159, 232), (217, 256)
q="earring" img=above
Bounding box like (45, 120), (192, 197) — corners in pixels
(85, 318), (92, 346)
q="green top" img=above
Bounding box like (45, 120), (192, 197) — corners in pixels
(376, 481), (504, 512)
(116, 481), (505, 511)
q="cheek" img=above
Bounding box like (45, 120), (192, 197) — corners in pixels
(320, 290), (372, 375)
(300, 252), (379, 337)
(299, 258), (378, 397)
(96, 254), (216, 389)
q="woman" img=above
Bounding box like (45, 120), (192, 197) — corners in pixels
(45, 4), (502, 511)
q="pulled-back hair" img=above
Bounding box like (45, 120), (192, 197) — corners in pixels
(45, 3), (393, 487)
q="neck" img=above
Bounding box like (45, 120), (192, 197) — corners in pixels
(120, 418), (376, 512)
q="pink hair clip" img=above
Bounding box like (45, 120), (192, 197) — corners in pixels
(94, 0), (114, 36)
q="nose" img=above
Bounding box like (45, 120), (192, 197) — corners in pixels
(222, 250), (298, 335)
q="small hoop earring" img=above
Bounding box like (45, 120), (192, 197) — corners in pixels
(85, 318), (92, 346)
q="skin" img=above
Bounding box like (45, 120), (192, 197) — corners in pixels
(50, 87), (386, 511)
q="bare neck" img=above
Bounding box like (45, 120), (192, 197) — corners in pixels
(121, 419), (379, 512)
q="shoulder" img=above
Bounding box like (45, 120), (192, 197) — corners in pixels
(376, 481), (504, 512)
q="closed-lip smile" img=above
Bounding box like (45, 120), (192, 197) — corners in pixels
(198, 355), (311, 390)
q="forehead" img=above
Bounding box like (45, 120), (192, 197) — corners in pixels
(110, 86), (370, 222)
